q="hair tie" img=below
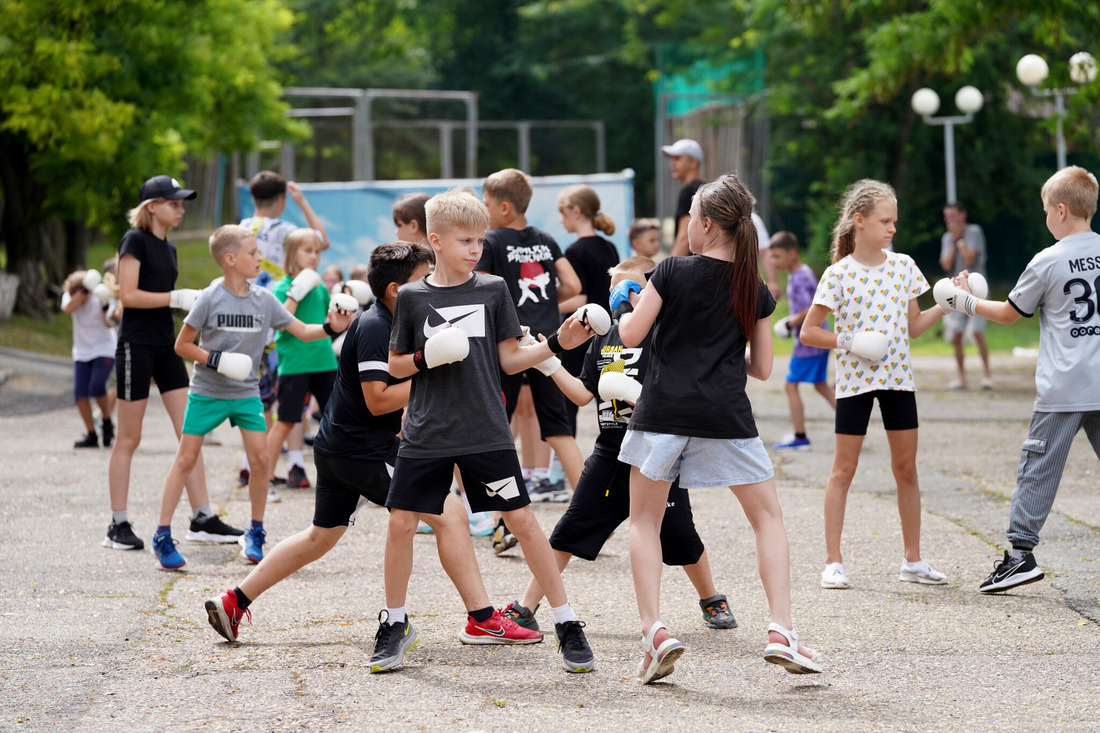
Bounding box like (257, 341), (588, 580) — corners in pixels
(739, 215), (748, 222)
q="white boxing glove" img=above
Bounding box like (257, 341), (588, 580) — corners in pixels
(169, 288), (201, 311)
(598, 371), (642, 404)
(415, 327), (469, 370)
(206, 351), (253, 381)
(287, 268), (321, 302)
(333, 279), (372, 306)
(773, 317), (793, 339)
(331, 331), (346, 357)
(92, 283), (112, 307)
(82, 269), (102, 291)
(518, 326), (560, 376)
(836, 331), (889, 361)
(933, 279), (978, 317)
(967, 272), (988, 300)
(328, 292), (358, 314)
(572, 304), (612, 335)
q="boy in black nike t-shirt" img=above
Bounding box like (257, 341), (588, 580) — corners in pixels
(374, 190), (597, 674)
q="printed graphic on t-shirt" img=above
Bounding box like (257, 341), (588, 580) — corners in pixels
(507, 242), (555, 307)
(422, 303), (487, 339)
(594, 343), (643, 431)
(214, 313), (266, 332)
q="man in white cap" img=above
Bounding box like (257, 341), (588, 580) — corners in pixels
(661, 139), (705, 257)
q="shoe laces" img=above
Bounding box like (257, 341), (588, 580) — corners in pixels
(559, 620), (588, 650)
(248, 527), (266, 545)
(705, 599), (729, 616)
(154, 533), (178, 553)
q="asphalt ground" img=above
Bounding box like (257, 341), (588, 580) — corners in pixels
(1, 346), (1098, 732)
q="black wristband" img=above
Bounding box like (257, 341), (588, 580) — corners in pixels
(323, 322), (338, 338)
(412, 349), (427, 371)
(546, 332), (564, 355)
(206, 350), (222, 369)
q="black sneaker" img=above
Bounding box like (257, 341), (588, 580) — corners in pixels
(103, 520), (144, 550)
(979, 550), (1045, 593)
(699, 594), (738, 629)
(529, 477), (569, 503)
(74, 431), (98, 449)
(287, 464), (310, 489)
(186, 514), (245, 543)
(101, 417), (114, 448)
(501, 600), (540, 631)
(555, 620), (594, 673)
(492, 518), (517, 555)
(236, 468), (250, 488)
(369, 611), (418, 673)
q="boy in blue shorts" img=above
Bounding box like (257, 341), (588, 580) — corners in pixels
(768, 232), (835, 449)
(500, 256), (738, 632)
(150, 225), (354, 570)
(935, 166), (1100, 593)
(372, 190), (597, 674)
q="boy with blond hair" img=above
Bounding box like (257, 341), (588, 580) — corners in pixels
(150, 225), (354, 570)
(935, 166), (1100, 593)
(372, 190), (597, 674)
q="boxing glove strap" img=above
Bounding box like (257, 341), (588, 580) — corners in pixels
(323, 322), (339, 338)
(206, 350), (222, 370)
(546, 332), (564, 355)
(412, 349), (427, 372)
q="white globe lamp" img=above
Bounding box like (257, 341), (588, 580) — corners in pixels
(955, 86), (984, 114)
(911, 87), (940, 117)
(1069, 51), (1097, 85)
(1016, 54), (1049, 86)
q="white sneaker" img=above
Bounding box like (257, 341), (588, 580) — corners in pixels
(267, 482), (282, 504)
(468, 511), (494, 537)
(899, 559), (948, 585)
(821, 563), (850, 589)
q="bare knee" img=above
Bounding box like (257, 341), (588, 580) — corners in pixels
(388, 510), (419, 538)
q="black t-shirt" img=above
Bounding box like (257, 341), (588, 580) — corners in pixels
(117, 227), (179, 345)
(313, 302), (403, 462)
(476, 226), (563, 338)
(579, 321), (651, 456)
(628, 255), (776, 439)
(674, 179), (704, 237)
(562, 235), (620, 376)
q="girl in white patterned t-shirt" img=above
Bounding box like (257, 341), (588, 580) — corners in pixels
(801, 179), (947, 591)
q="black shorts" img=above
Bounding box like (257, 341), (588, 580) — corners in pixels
(549, 449), (704, 565)
(276, 371), (336, 423)
(386, 449), (531, 515)
(501, 369), (572, 439)
(312, 450), (394, 528)
(115, 340), (189, 402)
(835, 389), (919, 435)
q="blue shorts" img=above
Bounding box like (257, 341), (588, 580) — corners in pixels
(786, 353), (829, 384)
(182, 393), (267, 435)
(73, 357), (114, 399)
(618, 430), (774, 488)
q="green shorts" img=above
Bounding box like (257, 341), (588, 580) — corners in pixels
(182, 393), (266, 435)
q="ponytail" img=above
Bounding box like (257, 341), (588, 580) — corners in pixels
(593, 211), (616, 236)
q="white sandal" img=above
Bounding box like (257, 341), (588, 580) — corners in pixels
(763, 623), (822, 674)
(638, 621), (685, 684)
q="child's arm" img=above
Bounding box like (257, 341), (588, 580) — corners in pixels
(62, 290), (88, 315)
(287, 182), (330, 250)
(550, 366), (595, 407)
(555, 257), (582, 304)
(786, 306), (810, 327)
(799, 303), (837, 349)
(907, 298), (945, 339)
(174, 323), (205, 363)
(953, 271), (1022, 325)
(282, 308), (354, 343)
(617, 281), (662, 348)
(745, 316), (774, 381)
(117, 254), (170, 309)
(362, 379), (412, 417)
(497, 316), (594, 375)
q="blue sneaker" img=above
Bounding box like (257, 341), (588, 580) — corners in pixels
(239, 526), (266, 564)
(151, 532), (186, 569)
(772, 434), (811, 451)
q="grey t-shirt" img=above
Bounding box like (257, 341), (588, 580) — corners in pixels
(184, 279), (295, 399)
(389, 273), (523, 458)
(1008, 231), (1100, 412)
(940, 223), (987, 276)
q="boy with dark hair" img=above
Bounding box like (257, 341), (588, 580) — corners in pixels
(393, 192), (430, 243)
(372, 190), (598, 674)
(151, 225), (354, 570)
(768, 231), (835, 450)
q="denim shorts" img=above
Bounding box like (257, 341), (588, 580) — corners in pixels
(618, 430), (774, 488)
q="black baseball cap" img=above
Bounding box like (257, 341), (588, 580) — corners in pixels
(138, 175), (197, 202)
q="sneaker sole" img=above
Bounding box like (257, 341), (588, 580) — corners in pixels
(204, 600), (237, 642)
(764, 650), (822, 674)
(185, 531), (244, 543)
(704, 616), (738, 629)
(980, 569), (1045, 593)
(102, 537), (144, 551)
(899, 571), (949, 585)
(820, 581), (850, 589)
(639, 645), (682, 683)
(150, 550), (186, 570)
(564, 657), (595, 673)
(369, 629), (419, 673)
(459, 631), (543, 645)
(530, 492), (569, 503)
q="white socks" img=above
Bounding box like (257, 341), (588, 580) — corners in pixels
(385, 606), (407, 624)
(550, 603), (577, 625)
(288, 450), (304, 469)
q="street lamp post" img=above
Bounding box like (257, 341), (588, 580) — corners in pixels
(911, 86), (984, 204)
(1016, 52), (1097, 170)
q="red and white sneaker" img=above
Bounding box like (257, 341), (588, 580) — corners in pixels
(205, 589), (251, 642)
(459, 609), (544, 645)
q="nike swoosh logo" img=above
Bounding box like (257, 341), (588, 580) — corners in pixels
(474, 625), (506, 636)
(423, 307), (480, 338)
(484, 477), (520, 500)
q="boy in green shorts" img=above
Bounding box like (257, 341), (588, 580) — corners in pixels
(151, 225), (354, 570)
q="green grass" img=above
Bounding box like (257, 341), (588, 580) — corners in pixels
(0, 237), (218, 356)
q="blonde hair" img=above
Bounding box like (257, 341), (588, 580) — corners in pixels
(1041, 165), (1098, 221)
(609, 255), (656, 284)
(126, 199), (156, 231)
(483, 168), (533, 213)
(628, 218), (659, 241)
(557, 184), (615, 235)
(283, 228), (322, 277)
(425, 190), (491, 238)
(64, 270), (88, 296)
(830, 179), (897, 264)
(209, 224), (253, 265)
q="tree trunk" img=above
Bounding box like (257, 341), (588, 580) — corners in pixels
(0, 132), (52, 319)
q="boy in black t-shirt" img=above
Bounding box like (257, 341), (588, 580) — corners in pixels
(373, 190), (597, 674)
(477, 168), (585, 503)
(499, 257), (737, 633)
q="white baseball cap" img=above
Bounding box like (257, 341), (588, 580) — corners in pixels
(660, 139), (703, 162)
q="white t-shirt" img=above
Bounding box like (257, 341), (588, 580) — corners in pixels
(1008, 231), (1100, 412)
(813, 251), (929, 398)
(753, 212), (769, 251)
(62, 292), (118, 362)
